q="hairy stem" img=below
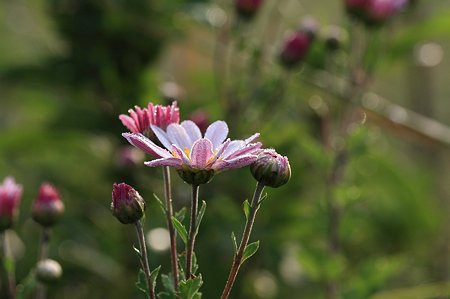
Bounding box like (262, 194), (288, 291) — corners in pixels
(185, 185), (199, 279)
(162, 166), (179, 291)
(220, 182), (265, 299)
(35, 228), (51, 299)
(135, 221), (155, 299)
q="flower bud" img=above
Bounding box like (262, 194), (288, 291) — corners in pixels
(177, 169), (215, 186)
(235, 0), (264, 20)
(279, 30), (312, 69)
(0, 177), (22, 231)
(189, 110), (210, 135)
(365, 0), (407, 26)
(324, 25), (345, 52)
(111, 183), (145, 224)
(32, 183), (64, 227)
(299, 16), (319, 40)
(250, 149), (291, 188)
(36, 259), (62, 284)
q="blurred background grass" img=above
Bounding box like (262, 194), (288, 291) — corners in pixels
(1, 0), (450, 298)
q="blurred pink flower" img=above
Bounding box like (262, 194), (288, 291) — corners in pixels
(0, 177), (22, 230)
(123, 120), (262, 184)
(111, 183), (145, 224)
(119, 101), (180, 134)
(32, 183), (64, 227)
(279, 30), (312, 68)
(235, 0), (264, 19)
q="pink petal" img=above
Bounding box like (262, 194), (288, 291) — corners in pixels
(226, 142), (262, 160)
(214, 154), (258, 171)
(167, 124), (191, 150)
(204, 121), (229, 150)
(151, 125), (172, 150)
(181, 120), (202, 146)
(122, 133), (171, 158)
(191, 139), (214, 168)
(206, 138), (231, 167)
(171, 144), (191, 165)
(119, 115), (139, 133)
(245, 133), (260, 144)
(144, 157), (183, 168)
(221, 140), (246, 159)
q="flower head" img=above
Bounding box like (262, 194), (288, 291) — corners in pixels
(119, 102), (180, 136)
(32, 183), (64, 227)
(279, 30), (313, 69)
(250, 149), (291, 188)
(235, 0), (264, 20)
(123, 120), (262, 185)
(0, 177), (22, 231)
(111, 183), (145, 224)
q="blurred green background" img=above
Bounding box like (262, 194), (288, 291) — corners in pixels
(1, 0), (450, 298)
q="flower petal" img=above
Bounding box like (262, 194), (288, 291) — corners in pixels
(181, 120), (202, 146)
(245, 133), (260, 144)
(214, 154), (258, 171)
(204, 120), (229, 150)
(119, 115), (139, 133)
(144, 157), (183, 168)
(122, 133), (171, 158)
(151, 125), (172, 150)
(191, 139), (214, 168)
(171, 144), (191, 165)
(226, 142), (262, 160)
(167, 124), (192, 150)
(221, 140), (246, 159)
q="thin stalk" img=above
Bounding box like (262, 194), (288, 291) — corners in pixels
(162, 166), (179, 291)
(0, 232), (15, 299)
(220, 182), (265, 299)
(185, 185), (199, 279)
(35, 228), (51, 299)
(134, 221), (155, 299)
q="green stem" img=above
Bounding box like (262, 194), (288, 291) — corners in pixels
(0, 232), (16, 299)
(220, 182), (265, 299)
(162, 166), (179, 291)
(135, 221), (155, 299)
(185, 185), (199, 279)
(35, 228), (50, 299)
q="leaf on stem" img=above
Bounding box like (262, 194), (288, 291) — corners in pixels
(16, 269), (37, 299)
(153, 193), (167, 214)
(171, 217), (188, 244)
(243, 199), (250, 220)
(257, 193), (268, 205)
(231, 232), (238, 254)
(151, 265), (162, 287)
(161, 273), (176, 294)
(179, 275), (203, 299)
(175, 207), (187, 222)
(195, 201), (207, 232)
(241, 241), (260, 265)
(136, 269), (149, 295)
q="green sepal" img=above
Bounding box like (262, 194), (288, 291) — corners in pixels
(241, 241), (260, 264)
(243, 199), (250, 220)
(171, 217), (188, 244)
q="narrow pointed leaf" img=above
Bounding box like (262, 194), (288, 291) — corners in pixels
(150, 265), (162, 286)
(257, 193), (268, 205)
(175, 207), (187, 222)
(242, 199), (250, 220)
(231, 232), (238, 254)
(136, 269), (149, 295)
(171, 217), (188, 244)
(154, 193), (167, 214)
(241, 241), (260, 264)
(195, 201), (207, 232)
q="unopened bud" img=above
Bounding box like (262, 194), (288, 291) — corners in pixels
(0, 177), (22, 231)
(279, 30), (312, 68)
(300, 16), (319, 40)
(111, 183), (145, 224)
(36, 259), (62, 284)
(235, 0), (264, 20)
(324, 25), (345, 52)
(32, 183), (64, 227)
(250, 149), (291, 188)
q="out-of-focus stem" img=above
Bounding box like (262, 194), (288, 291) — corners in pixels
(1, 232), (16, 299)
(185, 185), (199, 279)
(162, 166), (179, 291)
(220, 182), (265, 299)
(135, 221), (155, 299)
(36, 228), (51, 299)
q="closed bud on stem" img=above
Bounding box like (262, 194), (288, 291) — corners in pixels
(235, 0), (264, 20)
(32, 183), (64, 227)
(111, 183), (145, 224)
(36, 259), (62, 284)
(251, 149), (291, 188)
(279, 30), (313, 69)
(0, 177), (22, 231)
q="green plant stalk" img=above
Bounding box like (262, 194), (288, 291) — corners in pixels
(135, 221), (155, 299)
(220, 182), (265, 299)
(185, 185), (199, 279)
(0, 232), (16, 299)
(36, 228), (50, 299)
(162, 166), (179, 291)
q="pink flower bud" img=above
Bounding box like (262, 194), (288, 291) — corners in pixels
(32, 183), (65, 227)
(365, 0), (407, 25)
(344, 0), (371, 17)
(111, 183), (145, 224)
(189, 110), (210, 135)
(250, 149), (291, 188)
(0, 177), (22, 231)
(235, 0), (264, 20)
(279, 31), (312, 68)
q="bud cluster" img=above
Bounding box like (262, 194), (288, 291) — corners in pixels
(344, 0), (409, 26)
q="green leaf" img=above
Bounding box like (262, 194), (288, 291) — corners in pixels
(161, 274), (176, 294)
(242, 199), (250, 220)
(257, 193), (268, 205)
(241, 241), (260, 265)
(231, 232), (238, 254)
(157, 292), (177, 299)
(195, 201), (206, 232)
(136, 269), (149, 295)
(171, 217), (188, 244)
(150, 265), (161, 287)
(179, 275), (203, 299)
(175, 207), (187, 222)
(153, 193), (167, 214)
(16, 269), (37, 299)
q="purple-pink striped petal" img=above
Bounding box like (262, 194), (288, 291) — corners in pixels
(214, 154), (258, 171)
(119, 115), (139, 133)
(167, 124), (191, 150)
(181, 120), (202, 146)
(171, 144), (191, 165)
(151, 125), (172, 150)
(122, 133), (171, 158)
(245, 133), (260, 144)
(204, 121), (229, 150)
(191, 139), (214, 168)
(225, 142), (262, 160)
(144, 157), (183, 168)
